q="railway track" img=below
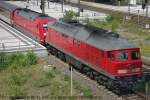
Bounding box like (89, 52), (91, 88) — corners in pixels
(123, 94), (145, 100)
(69, 1), (150, 25)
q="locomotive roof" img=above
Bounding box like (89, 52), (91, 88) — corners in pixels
(16, 9), (49, 21)
(48, 21), (136, 51)
(0, 1), (19, 12)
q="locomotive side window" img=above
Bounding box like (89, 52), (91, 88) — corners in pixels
(108, 52), (114, 60)
(132, 51), (140, 60)
(117, 52), (128, 61)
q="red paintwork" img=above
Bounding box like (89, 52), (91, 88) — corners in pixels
(12, 9), (56, 44)
(46, 28), (142, 77)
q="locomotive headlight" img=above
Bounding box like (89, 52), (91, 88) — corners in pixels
(117, 69), (127, 74)
(117, 68), (141, 74)
(44, 33), (46, 36)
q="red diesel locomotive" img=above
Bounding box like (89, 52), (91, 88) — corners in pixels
(46, 21), (142, 77)
(44, 21), (145, 93)
(0, 1), (149, 94)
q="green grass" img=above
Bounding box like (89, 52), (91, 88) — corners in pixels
(0, 52), (38, 71)
(0, 53), (92, 100)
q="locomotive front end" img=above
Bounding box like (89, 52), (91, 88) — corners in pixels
(115, 48), (142, 77)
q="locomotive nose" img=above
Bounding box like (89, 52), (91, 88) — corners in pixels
(116, 61), (142, 75)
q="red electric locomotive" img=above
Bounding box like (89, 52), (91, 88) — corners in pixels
(0, 1), (56, 44)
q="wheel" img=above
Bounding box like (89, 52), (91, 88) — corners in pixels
(106, 80), (113, 90)
(97, 77), (104, 85)
(89, 72), (94, 80)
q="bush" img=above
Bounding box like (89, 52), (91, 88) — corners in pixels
(26, 52), (37, 65)
(7, 69), (28, 99)
(63, 10), (76, 23)
(45, 68), (59, 79)
(7, 70), (28, 86)
(106, 12), (122, 23)
(45, 70), (55, 80)
(0, 52), (38, 99)
(0, 52), (7, 70)
(106, 12), (121, 32)
(111, 20), (119, 32)
(9, 53), (26, 69)
(0, 52), (37, 70)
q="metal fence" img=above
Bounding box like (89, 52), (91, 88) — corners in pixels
(0, 36), (38, 52)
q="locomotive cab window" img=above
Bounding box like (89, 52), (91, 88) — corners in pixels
(132, 51), (140, 60)
(117, 52), (128, 61)
(43, 24), (48, 30)
(108, 52), (114, 60)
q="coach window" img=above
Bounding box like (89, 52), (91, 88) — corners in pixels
(117, 52), (128, 61)
(131, 51), (140, 60)
(108, 52), (114, 60)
